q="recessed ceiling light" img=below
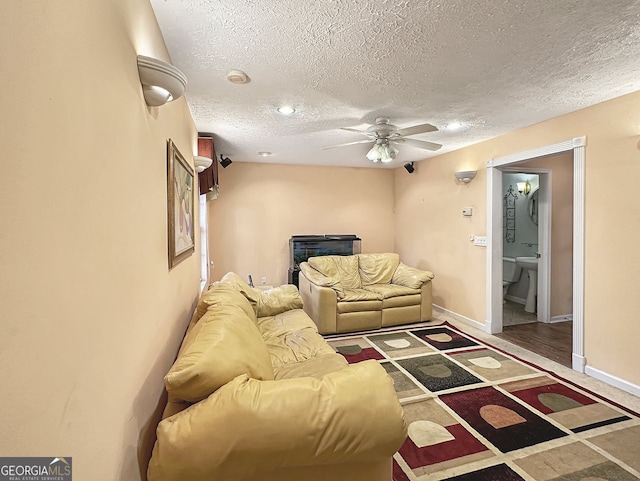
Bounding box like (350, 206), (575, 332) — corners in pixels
(258, 151), (272, 157)
(444, 121), (464, 131)
(277, 106), (295, 115)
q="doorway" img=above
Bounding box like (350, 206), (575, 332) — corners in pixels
(501, 169), (550, 325)
(486, 137), (586, 372)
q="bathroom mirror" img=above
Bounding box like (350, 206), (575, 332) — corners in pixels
(528, 189), (539, 225)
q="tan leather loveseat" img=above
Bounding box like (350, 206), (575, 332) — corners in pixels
(299, 253), (434, 334)
(148, 272), (407, 481)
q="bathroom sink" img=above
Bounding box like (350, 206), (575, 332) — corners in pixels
(516, 256), (538, 314)
(515, 256), (538, 271)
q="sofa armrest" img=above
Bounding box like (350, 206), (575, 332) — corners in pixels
(300, 262), (344, 297)
(420, 280), (434, 321)
(148, 361), (407, 481)
(392, 262), (434, 289)
(299, 271), (338, 334)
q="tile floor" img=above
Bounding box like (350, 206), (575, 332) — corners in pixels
(503, 299), (537, 326)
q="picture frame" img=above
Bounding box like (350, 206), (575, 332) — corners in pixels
(167, 139), (195, 268)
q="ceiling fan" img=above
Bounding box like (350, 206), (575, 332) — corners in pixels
(323, 117), (442, 163)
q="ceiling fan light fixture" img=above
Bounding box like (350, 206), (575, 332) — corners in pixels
(366, 144), (381, 162)
(380, 143), (397, 163)
(325, 117), (443, 163)
(365, 141), (397, 163)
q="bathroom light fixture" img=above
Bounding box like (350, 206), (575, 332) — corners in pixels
(277, 105), (295, 115)
(194, 155), (212, 173)
(517, 181), (531, 196)
(137, 55), (187, 107)
(219, 155), (232, 168)
(454, 171), (477, 183)
(404, 162), (415, 174)
(366, 140), (398, 163)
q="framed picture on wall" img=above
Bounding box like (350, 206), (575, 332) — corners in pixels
(167, 139), (195, 268)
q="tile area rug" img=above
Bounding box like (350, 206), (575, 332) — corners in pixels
(326, 322), (640, 481)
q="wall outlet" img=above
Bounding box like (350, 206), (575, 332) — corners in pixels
(261, 276), (267, 285)
(473, 236), (487, 247)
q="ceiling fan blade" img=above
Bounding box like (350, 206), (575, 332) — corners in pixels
(395, 123), (438, 137)
(322, 139), (375, 150)
(392, 137), (442, 151)
(340, 127), (372, 136)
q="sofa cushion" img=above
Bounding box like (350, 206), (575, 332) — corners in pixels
(258, 309), (336, 368)
(340, 287), (382, 302)
(362, 283), (420, 299)
(195, 282), (257, 324)
(257, 308), (318, 337)
(164, 302), (274, 403)
(256, 284), (303, 317)
(308, 255), (361, 289)
(358, 253), (400, 286)
(392, 262), (435, 289)
(272, 352), (348, 380)
(219, 271), (305, 318)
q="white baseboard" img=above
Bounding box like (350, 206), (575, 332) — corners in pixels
(550, 314), (573, 323)
(505, 295), (526, 305)
(585, 364), (640, 398)
(572, 353), (586, 372)
(433, 304), (489, 333)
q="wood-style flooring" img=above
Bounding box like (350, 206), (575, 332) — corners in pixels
(495, 321), (573, 367)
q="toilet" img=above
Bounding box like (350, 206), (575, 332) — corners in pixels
(503, 257), (523, 302)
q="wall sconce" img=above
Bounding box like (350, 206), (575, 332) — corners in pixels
(194, 155), (212, 173)
(517, 181), (531, 196)
(220, 155), (233, 168)
(454, 171), (477, 184)
(137, 55), (187, 107)
(404, 162), (415, 174)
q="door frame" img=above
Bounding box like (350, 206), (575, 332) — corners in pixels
(486, 137), (586, 372)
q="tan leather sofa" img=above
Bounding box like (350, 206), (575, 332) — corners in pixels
(299, 253), (434, 334)
(148, 272), (407, 481)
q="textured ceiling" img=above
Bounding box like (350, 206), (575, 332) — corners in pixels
(149, 0), (640, 168)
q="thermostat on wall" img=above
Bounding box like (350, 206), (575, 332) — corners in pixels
(462, 207), (473, 216)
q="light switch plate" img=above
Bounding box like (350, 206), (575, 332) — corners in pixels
(462, 207), (473, 216)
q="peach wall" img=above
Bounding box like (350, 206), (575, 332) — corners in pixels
(394, 147), (488, 318)
(0, 1), (198, 480)
(208, 163), (395, 285)
(520, 153), (574, 318)
(395, 90), (640, 385)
